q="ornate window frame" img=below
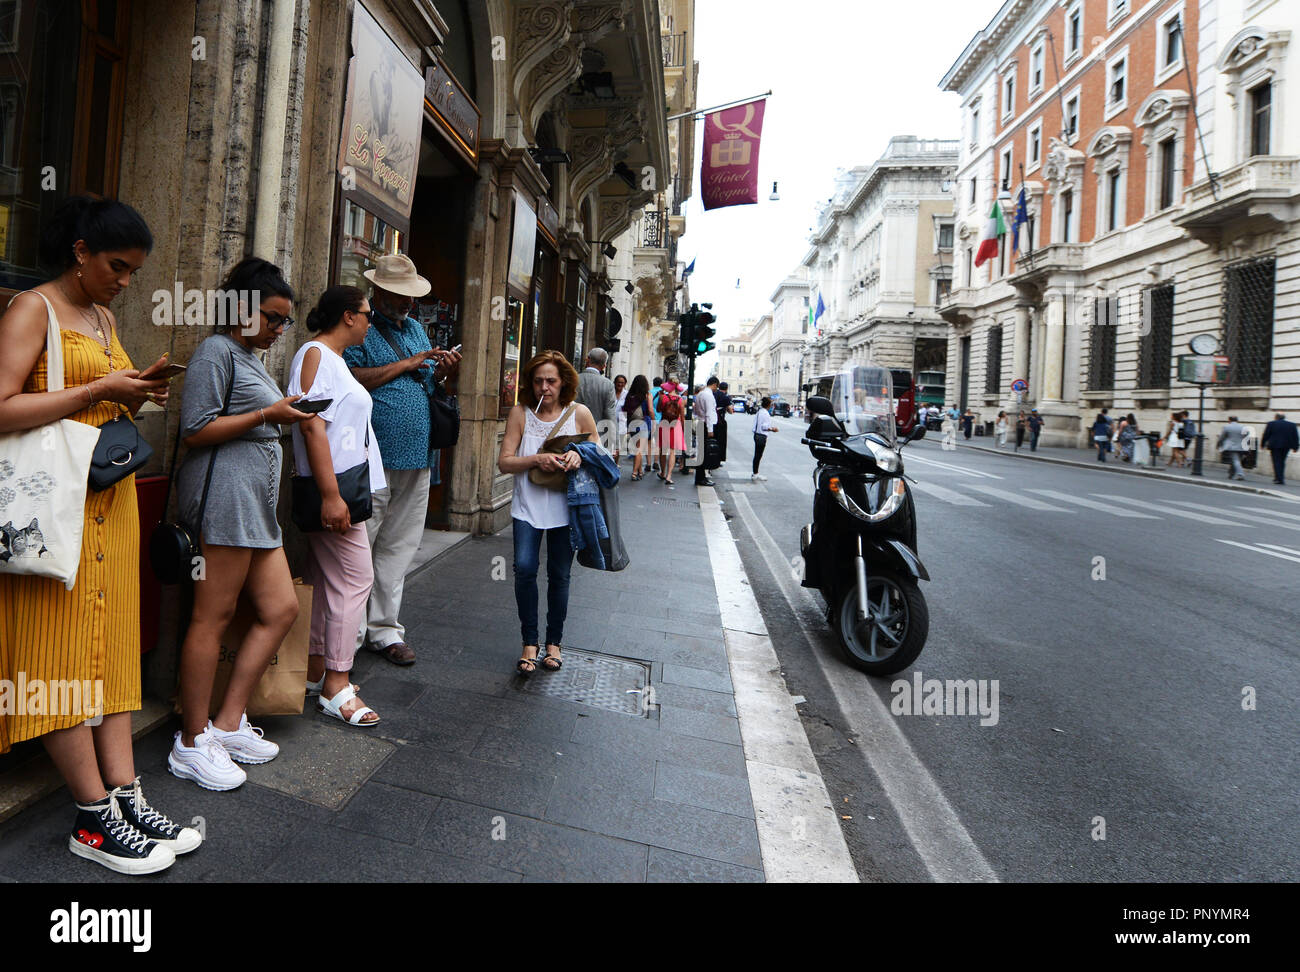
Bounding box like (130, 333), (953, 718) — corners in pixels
(1136, 90), (1190, 216)
(1216, 26), (1291, 165)
(1028, 35), (1047, 99)
(1044, 137), (1085, 243)
(1088, 126), (1132, 236)
(1001, 61), (1018, 121)
(1063, 1), (1084, 68)
(1154, 3), (1186, 86)
(1062, 83), (1082, 145)
(1027, 118), (1043, 174)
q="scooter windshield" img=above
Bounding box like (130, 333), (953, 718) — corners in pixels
(832, 365), (897, 445)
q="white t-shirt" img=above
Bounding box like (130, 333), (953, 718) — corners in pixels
(287, 340), (386, 493)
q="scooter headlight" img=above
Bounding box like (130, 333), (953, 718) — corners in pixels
(867, 439), (901, 473)
(829, 475), (907, 523)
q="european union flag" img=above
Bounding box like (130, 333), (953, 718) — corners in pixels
(1011, 187), (1030, 255)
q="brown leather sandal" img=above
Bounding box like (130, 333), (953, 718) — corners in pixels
(517, 645), (539, 675)
(542, 644), (563, 671)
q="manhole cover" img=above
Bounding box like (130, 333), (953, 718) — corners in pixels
(516, 647), (652, 717)
(651, 497), (700, 507)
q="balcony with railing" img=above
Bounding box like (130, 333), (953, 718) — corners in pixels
(1173, 156), (1300, 244)
(639, 209), (666, 249)
(662, 32), (687, 68)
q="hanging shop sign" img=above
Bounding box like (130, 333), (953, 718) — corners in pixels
(506, 190), (538, 300)
(701, 99), (767, 211)
(537, 195), (560, 247)
(423, 57), (480, 168)
(338, 2), (424, 231)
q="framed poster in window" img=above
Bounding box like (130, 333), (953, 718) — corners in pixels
(500, 297), (524, 417)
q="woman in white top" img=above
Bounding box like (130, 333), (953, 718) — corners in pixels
(498, 351), (599, 675)
(288, 285), (386, 727)
(995, 411), (1008, 447)
(613, 373), (628, 463)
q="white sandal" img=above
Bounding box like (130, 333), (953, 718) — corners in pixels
(318, 684), (380, 727)
(306, 676), (358, 698)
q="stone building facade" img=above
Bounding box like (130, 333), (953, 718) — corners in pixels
(939, 0), (1298, 470)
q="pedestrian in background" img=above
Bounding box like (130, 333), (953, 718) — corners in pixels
(497, 351), (599, 675)
(1027, 408), (1044, 451)
(715, 381), (732, 464)
(0, 196), (196, 874)
(1165, 412), (1187, 468)
(1117, 413), (1138, 462)
(1261, 412), (1299, 485)
(961, 407), (974, 439)
(1014, 411), (1027, 451)
(650, 376), (664, 473)
(623, 375), (654, 481)
(613, 373), (627, 464)
(1217, 415), (1249, 481)
(694, 377), (719, 487)
(171, 258), (313, 791)
(1091, 411), (1113, 461)
(752, 396), (778, 481)
(941, 405), (957, 449)
(576, 346), (617, 452)
(995, 411), (1008, 447)
(289, 285), (387, 727)
(344, 254), (460, 668)
(656, 380), (685, 486)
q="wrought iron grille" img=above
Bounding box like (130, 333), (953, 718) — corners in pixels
(1138, 285), (1173, 389)
(984, 325), (1003, 393)
(1088, 296), (1117, 391)
(641, 210), (664, 248)
(1223, 257), (1274, 386)
(662, 32), (687, 68)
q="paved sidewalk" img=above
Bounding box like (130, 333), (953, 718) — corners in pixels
(0, 475), (771, 883)
(944, 435), (1300, 500)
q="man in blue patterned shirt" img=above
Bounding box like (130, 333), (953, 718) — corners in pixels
(344, 254), (461, 666)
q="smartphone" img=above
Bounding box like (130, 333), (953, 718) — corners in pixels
(140, 362), (187, 380)
(451, 344), (462, 354)
(294, 399), (333, 414)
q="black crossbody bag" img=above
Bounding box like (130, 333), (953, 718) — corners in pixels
(290, 427), (373, 532)
(148, 352), (235, 584)
(373, 321), (460, 450)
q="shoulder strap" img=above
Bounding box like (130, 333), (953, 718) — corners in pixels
(544, 404), (579, 443)
(10, 290), (65, 393)
(373, 321), (406, 363)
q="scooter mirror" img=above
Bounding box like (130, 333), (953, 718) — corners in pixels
(907, 424), (926, 444)
(806, 396), (834, 417)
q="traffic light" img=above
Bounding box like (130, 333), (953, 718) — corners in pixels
(694, 304), (716, 355)
(677, 309), (695, 356)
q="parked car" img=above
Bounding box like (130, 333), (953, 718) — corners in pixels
(732, 400), (747, 414)
(772, 401), (792, 418)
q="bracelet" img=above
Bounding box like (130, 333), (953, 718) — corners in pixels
(259, 408), (266, 430)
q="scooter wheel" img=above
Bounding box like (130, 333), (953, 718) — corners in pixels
(835, 571), (928, 676)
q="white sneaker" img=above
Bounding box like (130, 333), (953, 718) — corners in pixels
(208, 713), (279, 764)
(752, 474), (767, 482)
(168, 728), (247, 791)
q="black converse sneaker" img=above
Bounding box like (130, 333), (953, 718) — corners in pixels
(112, 777), (203, 855)
(69, 793), (176, 875)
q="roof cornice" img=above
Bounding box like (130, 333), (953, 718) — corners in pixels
(939, 0), (1039, 94)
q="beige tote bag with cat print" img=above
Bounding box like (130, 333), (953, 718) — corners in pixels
(0, 291), (100, 590)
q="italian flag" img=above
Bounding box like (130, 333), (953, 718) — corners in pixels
(974, 199), (1006, 268)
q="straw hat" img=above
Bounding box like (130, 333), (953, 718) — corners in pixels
(363, 253), (431, 298)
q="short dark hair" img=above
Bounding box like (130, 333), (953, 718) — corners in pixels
(652, 377), (662, 387)
(40, 195), (153, 270)
(706, 376), (719, 386)
(719, 382), (729, 391)
(305, 285), (365, 333)
(761, 396), (772, 408)
(219, 257), (295, 303)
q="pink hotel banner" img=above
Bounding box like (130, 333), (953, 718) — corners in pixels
(700, 100), (766, 211)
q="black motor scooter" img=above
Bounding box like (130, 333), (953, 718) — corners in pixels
(799, 379), (929, 675)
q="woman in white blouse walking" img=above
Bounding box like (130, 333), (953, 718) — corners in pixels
(497, 351), (599, 675)
(288, 285), (387, 727)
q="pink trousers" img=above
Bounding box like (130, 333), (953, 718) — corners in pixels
(303, 523), (374, 672)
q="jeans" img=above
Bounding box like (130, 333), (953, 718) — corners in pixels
(513, 518), (574, 646)
(753, 433), (768, 474)
(1030, 429), (1040, 451)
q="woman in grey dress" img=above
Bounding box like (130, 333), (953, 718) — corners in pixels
(169, 258), (313, 791)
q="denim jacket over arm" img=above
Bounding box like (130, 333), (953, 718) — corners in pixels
(564, 442), (621, 566)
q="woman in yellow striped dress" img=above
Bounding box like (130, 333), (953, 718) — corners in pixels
(0, 197), (200, 874)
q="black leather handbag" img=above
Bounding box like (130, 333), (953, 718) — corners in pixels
(89, 412), (154, 491)
(290, 430), (373, 532)
(149, 352), (234, 584)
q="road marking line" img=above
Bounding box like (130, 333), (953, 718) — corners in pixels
(1257, 542), (1300, 557)
(910, 481), (992, 507)
(966, 485), (1075, 511)
(1213, 539), (1300, 564)
(906, 453), (1004, 479)
(1167, 501), (1300, 533)
(1240, 505), (1300, 523)
(697, 487), (858, 883)
(1091, 494), (1251, 525)
(1026, 489), (1158, 517)
(730, 492), (999, 883)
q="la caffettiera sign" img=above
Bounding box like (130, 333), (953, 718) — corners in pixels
(701, 100), (766, 211)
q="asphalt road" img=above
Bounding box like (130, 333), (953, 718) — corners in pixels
(711, 418), (1300, 882)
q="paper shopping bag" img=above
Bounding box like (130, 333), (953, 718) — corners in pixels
(210, 580), (312, 717)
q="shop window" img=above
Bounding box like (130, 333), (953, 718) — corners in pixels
(1223, 258), (1274, 387)
(336, 197), (403, 291)
(1138, 285), (1173, 388)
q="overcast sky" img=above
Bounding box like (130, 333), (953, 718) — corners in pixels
(678, 0), (994, 354)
